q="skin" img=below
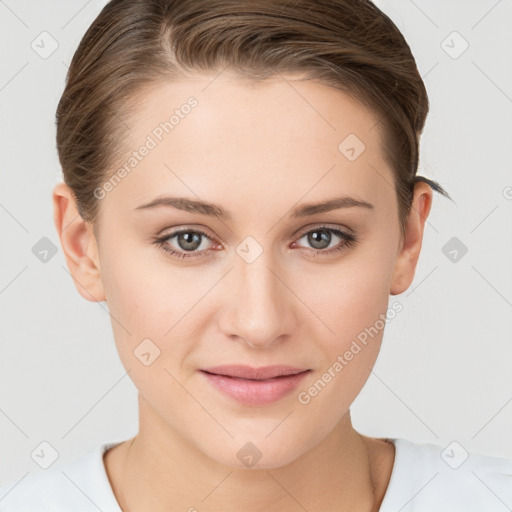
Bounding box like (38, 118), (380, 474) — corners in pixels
(53, 71), (432, 512)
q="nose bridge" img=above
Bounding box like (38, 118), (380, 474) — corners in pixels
(219, 243), (295, 348)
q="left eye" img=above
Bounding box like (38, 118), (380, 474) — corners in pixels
(153, 226), (357, 259)
(294, 227), (356, 252)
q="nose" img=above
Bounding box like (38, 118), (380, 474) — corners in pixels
(218, 251), (298, 350)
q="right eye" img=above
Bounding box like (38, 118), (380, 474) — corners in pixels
(153, 228), (217, 259)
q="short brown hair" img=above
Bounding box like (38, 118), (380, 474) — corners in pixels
(56, 0), (452, 239)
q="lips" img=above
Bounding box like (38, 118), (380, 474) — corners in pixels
(199, 365), (311, 406)
(201, 365), (309, 380)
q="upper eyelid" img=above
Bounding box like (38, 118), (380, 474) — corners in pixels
(161, 224), (351, 247)
(162, 223), (349, 236)
(293, 223), (353, 239)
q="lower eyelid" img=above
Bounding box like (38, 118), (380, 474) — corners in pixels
(294, 229), (356, 252)
(167, 230), (214, 250)
(156, 226), (355, 257)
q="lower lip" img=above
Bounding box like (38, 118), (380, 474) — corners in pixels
(200, 370), (310, 406)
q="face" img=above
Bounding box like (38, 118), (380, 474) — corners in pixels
(57, 72), (429, 469)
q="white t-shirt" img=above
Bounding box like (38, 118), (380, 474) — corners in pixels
(0, 437), (510, 511)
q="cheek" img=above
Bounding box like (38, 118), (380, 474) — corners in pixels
(100, 234), (182, 327)
(291, 234), (397, 410)
(294, 255), (395, 422)
(300, 238), (396, 341)
(99, 238), (214, 372)
(98, 238), (172, 360)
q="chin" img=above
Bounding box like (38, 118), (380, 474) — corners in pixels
(197, 432), (314, 471)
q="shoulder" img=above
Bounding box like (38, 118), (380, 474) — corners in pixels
(379, 437), (512, 512)
(0, 441), (123, 512)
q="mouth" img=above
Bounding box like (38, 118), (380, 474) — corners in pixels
(199, 365), (311, 406)
(200, 364), (310, 380)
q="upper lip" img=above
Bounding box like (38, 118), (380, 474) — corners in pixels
(201, 365), (310, 380)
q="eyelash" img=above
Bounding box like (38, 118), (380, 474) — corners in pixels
(152, 225), (358, 260)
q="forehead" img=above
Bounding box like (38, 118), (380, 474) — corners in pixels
(105, 72), (394, 216)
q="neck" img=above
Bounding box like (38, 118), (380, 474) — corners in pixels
(107, 398), (390, 512)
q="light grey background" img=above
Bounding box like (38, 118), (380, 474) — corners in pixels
(1, 0), (511, 486)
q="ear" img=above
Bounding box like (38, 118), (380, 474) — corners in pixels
(52, 182), (106, 302)
(390, 181), (433, 296)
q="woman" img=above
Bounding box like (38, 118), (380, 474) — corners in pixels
(1, 0), (510, 510)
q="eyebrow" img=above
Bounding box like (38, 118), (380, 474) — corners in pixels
(133, 195), (374, 220)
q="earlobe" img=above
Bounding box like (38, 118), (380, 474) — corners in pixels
(389, 182), (433, 296)
(52, 182), (106, 302)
